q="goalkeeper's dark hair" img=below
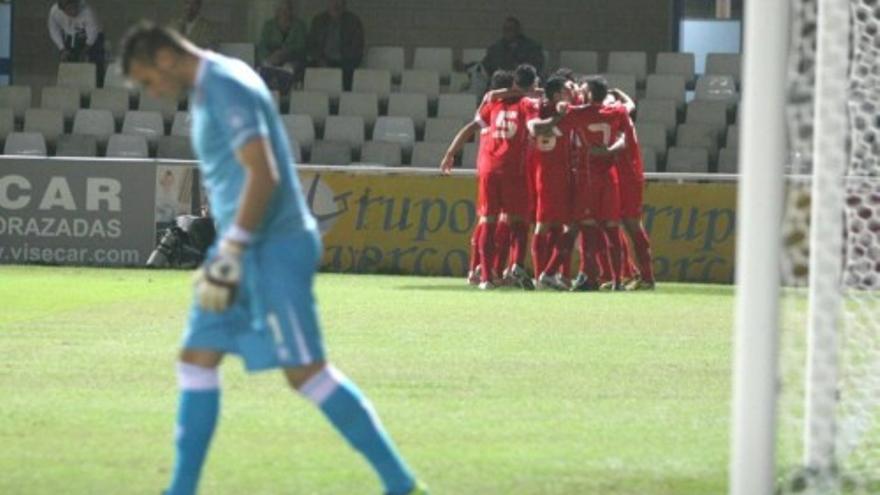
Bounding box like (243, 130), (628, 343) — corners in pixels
(513, 63), (537, 89)
(544, 76), (568, 101)
(120, 21), (188, 75)
(553, 68), (575, 82)
(489, 70), (514, 90)
(584, 75), (609, 103)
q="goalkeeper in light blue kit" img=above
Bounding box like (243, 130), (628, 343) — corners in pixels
(120, 22), (426, 495)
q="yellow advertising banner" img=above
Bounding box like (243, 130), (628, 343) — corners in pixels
(299, 170), (737, 284)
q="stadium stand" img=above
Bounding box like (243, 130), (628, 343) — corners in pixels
(388, 93), (429, 133)
(0, 109), (14, 146)
(559, 50), (600, 75)
(676, 123), (721, 164)
(602, 73), (637, 100)
(305, 68), (344, 101)
(635, 121), (668, 163)
(72, 109), (114, 147)
(424, 118), (467, 144)
(413, 47), (454, 82)
(410, 141), (448, 167)
(461, 142), (478, 169)
(373, 116), (416, 155)
(655, 52), (696, 88)
(705, 53), (742, 85)
(57, 63), (97, 98)
(360, 140), (403, 167)
(103, 62), (137, 98)
(726, 125), (739, 149)
(339, 92), (380, 128)
(636, 99), (677, 139)
(171, 112), (192, 137)
(323, 115), (365, 153)
(641, 145), (659, 172)
(218, 43), (256, 67)
(4, 132), (47, 157)
(645, 74), (686, 111)
(139, 92), (179, 124)
(288, 91), (330, 130)
(352, 69), (393, 102)
(461, 48), (487, 66)
(122, 110), (164, 148)
(90, 88), (130, 123)
(40, 86), (80, 123)
(401, 70), (440, 103)
(607, 51), (648, 86)
(0, 85), (32, 121)
(106, 134), (149, 158)
(55, 134), (98, 157)
(695, 74), (739, 109)
(310, 140), (351, 165)
(365, 46), (405, 81)
(686, 100), (729, 134)
(157, 136), (195, 160)
(281, 114), (316, 155)
(437, 93), (477, 120)
(666, 146), (709, 173)
(23, 109), (64, 148)
(718, 147), (738, 173)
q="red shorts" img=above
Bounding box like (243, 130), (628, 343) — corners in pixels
(619, 179), (645, 219)
(573, 168), (621, 222)
(535, 170), (572, 224)
(478, 171), (530, 218)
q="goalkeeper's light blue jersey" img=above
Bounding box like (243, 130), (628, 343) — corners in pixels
(189, 52), (316, 239)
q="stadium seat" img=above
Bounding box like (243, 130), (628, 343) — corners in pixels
(323, 115), (365, 152)
(655, 52), (696, 88)
(90, 88), (130, 122)
(461, 48), (487, 66)
(57, 62), (96, 98)
(559, 50), (600, 75)
(401, 70), (440, 101)
(106, 134), (149, 158)
(718, 147), (738, 173)
(171, 112), (191, 137)
(635, 121), (668, 162)
(676, 123), (721, 163)
(24, 109), (64, 147)
(103, 62), (137, 97)
(360, 140), (402, 167)
(139, 92), (179, 124)
(705, 53), (742, 85)
(3, 132), (47, 156)
(607, 51), (648, 86)
(410, 141), (448, 167)
(686, 100), (728, 133)
(122, 110), (164, 147)
(281, 114), (315, 154)
(424, 117), (467, 143)
(310, 140), (351, 165)
(666, 146), (709, 173)
(0, 85), (32, 120)
(55, 134), (97, 157)
(72, 109), (115, 147)
(388, 93), (429, 132)
(156, 136), (194, 160)
(270, 90), (281, 111)
(414, 47), (454, 81)
(726, 125), (739, 149)
(640, 145), (658, 173)
(645, 74), (686, 111)
(365, 46), (405, 80)
(437, 93), (477, 120)
(289, 138), (303, 163)
(695, 75), (739, 107)
(373, 116), (416, 154)
(0, 109), (14, 145)
(304, 68), (344, 100)
(636, 99), (678, 139)
(352, 69), (392, 101)
(218, 42), (256, 66)
(339, 92), (379, 128)
(40, 86), (80, 122)
(602, 74), (637, 100)
(288, 91), (330, 130)
(461, 142), (479, 169)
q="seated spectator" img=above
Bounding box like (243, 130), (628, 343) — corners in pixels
(307, 0), (364, 91)
(48, 0), (106, 82)
(482, 17), (544, 77)
(257, 0), (308, 93)
(169, 0), (215, 48)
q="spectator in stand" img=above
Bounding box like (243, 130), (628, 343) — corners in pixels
(169, 0), (216, 49)
(48, 0), (106, 82)
(257, 0), (308, 93)
(482, 17), (545, 77)
(307, 0), (364, 91)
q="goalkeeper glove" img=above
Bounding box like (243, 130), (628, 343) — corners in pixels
(196, 238), (245, 312)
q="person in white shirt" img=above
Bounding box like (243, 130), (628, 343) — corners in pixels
(47, 0), (106, 81)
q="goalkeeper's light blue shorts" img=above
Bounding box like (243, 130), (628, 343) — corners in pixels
(182, 228), (326, 372)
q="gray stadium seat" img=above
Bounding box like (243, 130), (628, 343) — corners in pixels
(90, 88), (130, 122)
(57, 62), (96, 98)
(401, 70), (440, 101)
(718, 147), (738, 173)
(373, 117), (416, 154)
(72, 109), (115, 147)
(323, 115), (365, 152)
(0, 108), (15, 145)
(56, 134), (97, 157)
(461, 48), (487, 65)
(171, 112), (191, 137)
(281, 114), (315, 154)
(726, 125), (739, 149)
(686, 100), (728, 133)
(122, 110), (164, 147)
(410, 141), (448, 167)
(414, 47), (454, 81)
(636, 99), (677, 139)
(288, 91), (330, 130)
(602, 74), (637, 100)
(0, 85), (32, 120)
(106, 134), (149, 158)
(559, 50), (599, 75)
(218, 43), (256, 66)
(24, 109), (64, 147)
(655, 52), (696, 88)
(705, 53), (742, 85)
(365, 46), (405, 80)
(461, 142), (479, 169)
(695, 75), (738, 107)
(666, 146), (709, 173)
(3, 132), (47, 156)
(388, 93), (429, 132)
(360, 140), (402, 167)
(607, 51), (648, 86)
(352, 69), (392, 101)
(645, 74), (686, 111)
(635, 121), (668, 162)
(305, 68), (344, 100)
(339, 92), (379, 128)
(157, 136), (195, 160)
(40, 86), (80, 122)
(103, 61), (137, 97)
(310, 140), (351, 165)
(139, 92), (179, 124)
(437, 93), (477, 120)
(640, 145), (658, 172)
(676, 123), (721, 163)
(424, 118), (467, 144)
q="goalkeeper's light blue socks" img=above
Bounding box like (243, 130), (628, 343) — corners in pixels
(166, 363), (220, 495)
(300, 365), (417, 495)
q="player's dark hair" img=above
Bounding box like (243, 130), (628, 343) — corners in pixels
(513, 64), (537, 90)
(544, 76), (568, 101)
(553, 68), (575, 82)
(585, 76), (609, 103)
(489, 70), (514, 90)
(120, 21), (188, 75)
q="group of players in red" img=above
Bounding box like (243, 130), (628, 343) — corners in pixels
(440, 64), (656, 291)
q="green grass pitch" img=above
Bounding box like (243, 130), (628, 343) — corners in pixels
(0, 266), (735, 494)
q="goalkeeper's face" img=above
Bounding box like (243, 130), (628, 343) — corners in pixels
(127, 50), (187, 100)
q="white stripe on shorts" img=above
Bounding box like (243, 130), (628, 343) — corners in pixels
(266, 313), (292, 363)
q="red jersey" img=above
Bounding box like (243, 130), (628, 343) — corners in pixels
(617, 113), (645, 182)
(565, 103), (631, 174)
(475, 97), (539, 175)
(527, 101), (576, 179)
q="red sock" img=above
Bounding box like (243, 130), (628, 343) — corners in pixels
(580, 225), (606, 282)
(493, 221), (511, 275)
(469, 223), (483, 272)
(510, 222), (529, 268)
(544, 226), (569, 275)
(479, 222), (496, 282)
(630, 224), (655, 283)
(621, 231), (636, 280)
(604, 225), (624, 284)
(544, 228), (561, 275)
(531, 230), (549, 276)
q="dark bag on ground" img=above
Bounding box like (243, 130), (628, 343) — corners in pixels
(146, 215), (216, 268)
